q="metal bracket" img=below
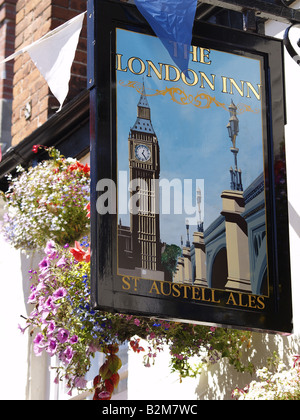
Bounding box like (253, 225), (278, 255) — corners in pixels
(280, 0), (300, 10)
(284, 23), (300, 65)
(242, 9), (258, 32)
(87, 0), (95, 90)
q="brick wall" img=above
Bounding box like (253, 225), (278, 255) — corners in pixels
(11, 0), (87, 146)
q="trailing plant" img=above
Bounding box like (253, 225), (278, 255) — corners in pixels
(19, 236), (254, 397)
(3, 146), (255, 399)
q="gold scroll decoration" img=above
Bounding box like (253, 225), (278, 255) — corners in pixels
(119, 80), (260, 115)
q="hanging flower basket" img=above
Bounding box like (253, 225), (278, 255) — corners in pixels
(1, 146), (90, 250)
(3, 147), (254, 399)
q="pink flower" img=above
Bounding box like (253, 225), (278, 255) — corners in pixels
(33, 333), (45, 356)
(57, 257), (67, 268)
(46, 339), (58, 356)
(44, 240), (57, 259)
(46, 320), (56, 336)
(57, 328), (70, 343)
(53, 287), (67, 301)
(134, 318), (140, 326)
(60, 346), (74, 365)
(36, 281), (46, 292)
(40, 303), (57, 322)
(46, 296), (56, 308)
(70, 335), (78, 344)
(28, 290), (37, 304)
(94, 391), (112, 401)
(18, 324), (27, 335)
(39, 257), (50, 272)
(33, 333), (44, 345)
(74, 377), (87, 389)
(40, 296), (57, 319)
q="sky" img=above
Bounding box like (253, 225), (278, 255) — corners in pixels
(116, 28), (265, 247)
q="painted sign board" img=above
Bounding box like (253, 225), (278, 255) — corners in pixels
(89, 0), (293, 334)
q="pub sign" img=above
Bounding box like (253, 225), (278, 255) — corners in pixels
(89, 0), (293, 334)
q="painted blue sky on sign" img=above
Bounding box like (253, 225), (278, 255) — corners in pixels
(116, 28), (264, 247)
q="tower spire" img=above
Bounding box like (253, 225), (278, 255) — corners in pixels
(131, 81), (156, 135)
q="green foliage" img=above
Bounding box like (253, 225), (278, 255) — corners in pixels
(161, 244), (182, 274)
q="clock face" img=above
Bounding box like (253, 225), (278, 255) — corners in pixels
(135, 144), (151, 162)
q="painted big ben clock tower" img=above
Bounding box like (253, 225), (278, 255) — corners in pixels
(128, 85), (162, 274)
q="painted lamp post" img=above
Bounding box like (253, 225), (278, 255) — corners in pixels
(227, 101), (243, 191)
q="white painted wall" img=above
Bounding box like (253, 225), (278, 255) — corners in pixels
(0, 197), (51, 400)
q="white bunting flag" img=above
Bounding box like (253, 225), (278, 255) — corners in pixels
(1, 12), (86, 112)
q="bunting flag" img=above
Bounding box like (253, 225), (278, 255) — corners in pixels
(1, 12), (86, 112)
(134, 0), (197, 74)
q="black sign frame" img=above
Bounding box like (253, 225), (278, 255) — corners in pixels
(89, 0), (293, 334)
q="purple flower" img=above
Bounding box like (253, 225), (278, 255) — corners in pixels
(36, 281), (46, 292)
(60, 346), (74, 365)
(38, 295), (46, 308)
(33, 345), (44, 357)
(57, 257), (68, 268)
(74, 377), (87, 389)
(33, 333), (44, 345)
(33, 333), (45, 356)
(39, 257), (50, 272)
(39, 296), (57, 321)
(18, 324), (27, 335)
(53, 287), (67, 300)
(28, 290), (37, 304)
(46, 339), (58, 357)
(70, 335), (78, 344)
(47, 320), (56, 336)
(45, 296), (56, 311)
(44, 240), (57, 260)
(57, 328), (70, 343)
